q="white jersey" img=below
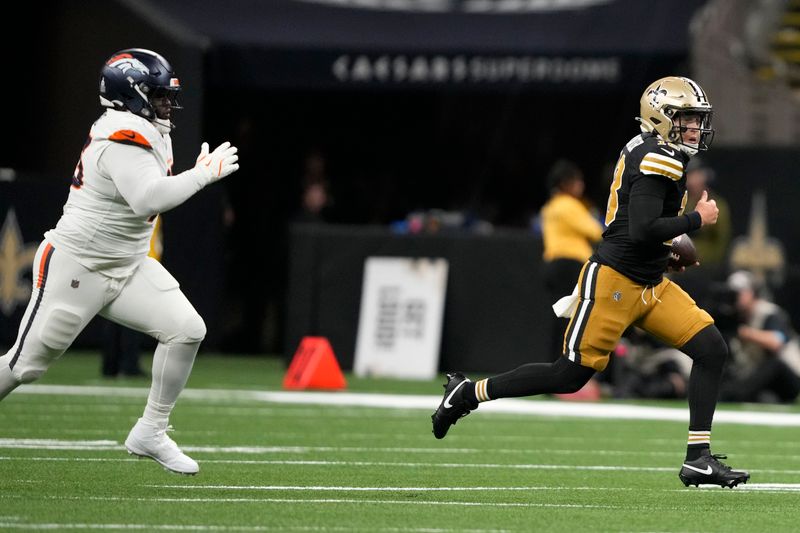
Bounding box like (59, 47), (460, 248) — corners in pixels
(46, 110), (173, 278)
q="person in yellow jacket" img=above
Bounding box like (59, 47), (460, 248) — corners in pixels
(540, 160), (604, 359)
(683, 157), (731, 270)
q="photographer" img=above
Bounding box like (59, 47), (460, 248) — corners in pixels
(720, 270), (800, 403)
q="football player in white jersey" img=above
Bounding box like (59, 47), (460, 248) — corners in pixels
(0, 48), (239, 475)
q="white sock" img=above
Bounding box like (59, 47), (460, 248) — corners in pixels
(141, 341), (199, 428)
(0, 356), (20, 401)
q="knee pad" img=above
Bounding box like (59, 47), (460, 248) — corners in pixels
(4, 354), (49, 384)
(15, 365), (48, 384)
(39, 307), (82, 351)
(173, 313), (206, 344)
(553, 357), (595, 394)
(683, 325), (728, 366)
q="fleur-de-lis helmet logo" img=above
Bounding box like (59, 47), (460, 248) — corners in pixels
(646, 84), (668, 110)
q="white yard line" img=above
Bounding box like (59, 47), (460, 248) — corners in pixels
(0, 441), (687, 458)
(5, 494), (616, 509)
(146, 484), (634, 492)
(0, 526), (265, 532)
(0, 439), (118, 449)
(15, 384), (800, 427)
(0, 455), (674, 471)
(0, 524), (507, 532)
(675, 482), (800, 493)
(2, 452), (800, 476)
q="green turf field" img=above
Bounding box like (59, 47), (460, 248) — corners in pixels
(1, 351), (800, 532)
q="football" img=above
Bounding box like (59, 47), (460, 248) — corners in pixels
(668, 233), (698, 269)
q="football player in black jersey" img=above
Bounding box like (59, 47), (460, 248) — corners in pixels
(432, 77), (749, 488)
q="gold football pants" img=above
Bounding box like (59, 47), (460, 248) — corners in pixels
(562, 261), (713, 372)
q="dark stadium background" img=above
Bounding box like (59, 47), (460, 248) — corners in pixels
(6, 0), (800, 372)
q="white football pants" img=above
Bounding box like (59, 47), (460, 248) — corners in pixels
(0, 240), (206, 420)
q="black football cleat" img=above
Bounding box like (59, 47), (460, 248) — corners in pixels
(679, 453), (750, 488)
(431, 372), (478, 439)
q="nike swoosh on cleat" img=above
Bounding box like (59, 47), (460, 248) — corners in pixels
(660, 147), (675, 156)
(682, 464), (712, 475)
(443, 379), (469, 409)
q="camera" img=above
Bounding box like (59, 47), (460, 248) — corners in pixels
(706, 281), (740, 337)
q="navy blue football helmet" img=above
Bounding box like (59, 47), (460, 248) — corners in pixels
(99, 48), (182, 129)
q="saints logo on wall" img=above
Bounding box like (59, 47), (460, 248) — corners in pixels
(0, 209), (38, 316)
(729, 190), (785, 289)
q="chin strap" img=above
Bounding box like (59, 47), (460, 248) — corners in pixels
(153, 118), (175, 135)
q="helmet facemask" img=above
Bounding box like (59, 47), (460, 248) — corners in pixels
(144, 84), (182, 133)
(666, 109), (714, 156)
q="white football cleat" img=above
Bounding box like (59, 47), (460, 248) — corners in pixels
(125, 418), (199, 475)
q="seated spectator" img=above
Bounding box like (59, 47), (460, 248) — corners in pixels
(720, 270), (800, 403)
(610, 328), (690, 400)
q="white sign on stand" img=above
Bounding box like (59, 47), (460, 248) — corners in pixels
(354, 257), (449, 380)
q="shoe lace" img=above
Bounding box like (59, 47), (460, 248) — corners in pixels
(153, 425), (181, 448)
(710, 453), (732, 472)
(154, 424), (174, 437)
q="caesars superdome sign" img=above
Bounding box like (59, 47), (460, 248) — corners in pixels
(294, 0), (612, 12)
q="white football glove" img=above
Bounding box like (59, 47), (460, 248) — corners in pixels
(195, 141), (239, 184)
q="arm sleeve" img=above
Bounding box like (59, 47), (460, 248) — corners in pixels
(101, 143), (208, 217)
(627, 174), (702, 243)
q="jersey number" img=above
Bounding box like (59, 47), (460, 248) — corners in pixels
(71, 135), (92, 189)
(604, 154), (625, 226)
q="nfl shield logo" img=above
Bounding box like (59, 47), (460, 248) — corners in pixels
(71, 279), (80, 289)
(613, 291), (622, 302)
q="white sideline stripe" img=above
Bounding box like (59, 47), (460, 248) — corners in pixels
(148, 484), (634, 492)
(0, 525), (507, 532)
(16, 384), (800, 427)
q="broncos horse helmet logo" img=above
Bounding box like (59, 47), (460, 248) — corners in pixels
(106, 53), (150, 76)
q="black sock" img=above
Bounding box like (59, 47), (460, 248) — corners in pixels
(484, 357), (595, 399)
(686, 439), (711, 461)
(681, 326), (727, 461)
(682, 327), (726, 428)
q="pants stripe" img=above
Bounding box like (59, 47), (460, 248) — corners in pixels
(567, 262), (598, 365)
(563, 263), (593, 357)
(10, 244), (55, 370)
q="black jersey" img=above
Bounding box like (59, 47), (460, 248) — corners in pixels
(592, 133), (702, 286)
